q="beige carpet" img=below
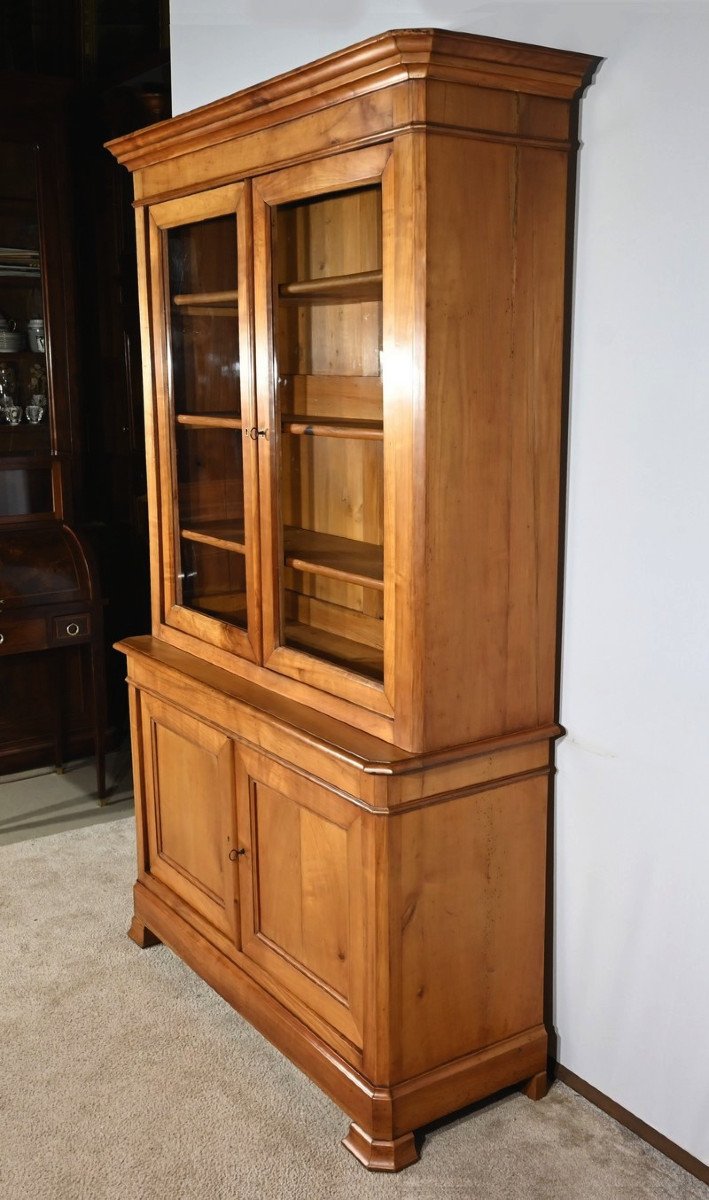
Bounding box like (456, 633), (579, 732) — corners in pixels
(0, 820), (705, 1200)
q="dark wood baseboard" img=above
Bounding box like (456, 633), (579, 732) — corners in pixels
(554, 1063), (708, 1186)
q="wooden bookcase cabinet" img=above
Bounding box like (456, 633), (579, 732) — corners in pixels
(109, 30), (599, 1170)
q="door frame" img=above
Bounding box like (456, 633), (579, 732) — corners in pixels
(251, 144), (395, 717)
(147, 182), (262, 663)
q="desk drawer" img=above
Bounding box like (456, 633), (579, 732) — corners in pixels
(0, 617), (49, 655)
(52, 614), (91, 644)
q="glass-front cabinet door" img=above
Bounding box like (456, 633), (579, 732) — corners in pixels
(148, 184), (260, 661)
(253, 146), (393, 715)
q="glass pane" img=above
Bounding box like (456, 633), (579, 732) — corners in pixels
(0, 465), (53, 517)
(165, 207), (250, 636)
(0, 141), (50, 459)
(272, 183), (384, 682)
(175, 426), (245, 537)
(174, 425), (246, 623)
(167, 215), (240, 418)
(179, 539), (247, 629)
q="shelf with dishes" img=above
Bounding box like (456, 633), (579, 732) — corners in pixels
(0, 352), (48, 440)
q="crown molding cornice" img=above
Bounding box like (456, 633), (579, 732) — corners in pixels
(106, 28), (601, 172)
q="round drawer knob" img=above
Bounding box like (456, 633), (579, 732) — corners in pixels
(228, 848), (246, 861)
(0, 632), (4, 645)
(66, 623), (80, 637)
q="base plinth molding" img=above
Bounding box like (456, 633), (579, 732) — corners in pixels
(342, 1123), (419, 1171)
(128, 916), (161, 949)
(523, 1069), (550, 1101)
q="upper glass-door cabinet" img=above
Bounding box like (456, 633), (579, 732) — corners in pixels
(253, 146), (392, 716)
(148, 184), (260, 661)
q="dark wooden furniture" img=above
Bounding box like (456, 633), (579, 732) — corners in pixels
(0, 73), (107, 783)
(0, 523), (106, 797)
(108, 30), (599, 1170)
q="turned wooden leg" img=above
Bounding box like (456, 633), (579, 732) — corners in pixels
(128, 916), (161, 948)
(342, 1123), (419, 1172)
(523, 1070), (550, 1101)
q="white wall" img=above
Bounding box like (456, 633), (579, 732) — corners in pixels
(169, 0), (709, 1167)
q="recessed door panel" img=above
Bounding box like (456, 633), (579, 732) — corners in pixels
(141, 693), (239, 941)
(235, 744), (364, 1046)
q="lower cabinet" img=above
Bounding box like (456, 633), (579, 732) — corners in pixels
(138, 690), (366, 1051)
(128, 653), (551, 1172)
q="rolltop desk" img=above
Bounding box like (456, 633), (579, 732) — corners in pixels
(107, 29), (599, 1170)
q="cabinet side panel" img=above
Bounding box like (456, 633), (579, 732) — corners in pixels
(421, 132), (570, 748)
(393, 775), (548, 1081)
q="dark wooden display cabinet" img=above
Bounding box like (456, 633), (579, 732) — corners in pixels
(0, 73), (106, 791)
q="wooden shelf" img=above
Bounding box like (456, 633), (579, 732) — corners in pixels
(282, 415), (383, 441)
(176, 413), (243, 430)
(284, 527), (383, 591)
(181, 520), (246, 553)
(0, 272), (42, 283)
(173, 291), (238, 306)
(0, 424), (51, 454)
(279, 270), (382, 304)
(173, 290), (238, 317)
(285, 620), (383, 681)
(0, 350), (45, 362)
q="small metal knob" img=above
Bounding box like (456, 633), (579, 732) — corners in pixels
(66, 622), (80, 636)
(249, 427), (268, 440)
(228, 847), (246, 861)
(0, 632), (4, 645)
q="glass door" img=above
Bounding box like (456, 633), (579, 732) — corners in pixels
(253, 146), (392, 713)
(148, 184), (260, 660)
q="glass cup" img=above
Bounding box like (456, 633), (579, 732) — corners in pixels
(0, 363), (17, 398)
(6, 405), (22, 425)
(26, 404), (44, 424)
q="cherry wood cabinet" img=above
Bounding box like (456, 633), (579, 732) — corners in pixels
(109, 29), (599, 1170)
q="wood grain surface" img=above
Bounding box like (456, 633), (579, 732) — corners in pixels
(110, 28), (599, 1170)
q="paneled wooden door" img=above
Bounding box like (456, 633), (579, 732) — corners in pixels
(252, 145), (395, 720)
(140, 692), (240, 942)
(147, 183), (261, 662)
(234, 742), (366, 1050)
